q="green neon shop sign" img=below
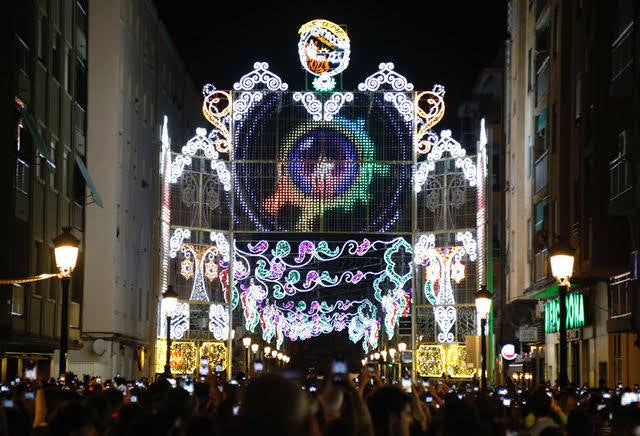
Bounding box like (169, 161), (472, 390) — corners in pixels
(544, 293), (585, 333)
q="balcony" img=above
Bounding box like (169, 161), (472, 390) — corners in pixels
(608, 154), (635, 215)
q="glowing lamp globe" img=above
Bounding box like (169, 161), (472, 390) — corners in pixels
(242, 335), (252, 348)
(550, 240), (575, 282)
(475, 285), (492, 319)
(162, 286), (179, 317)
(53, 227), (80, 277)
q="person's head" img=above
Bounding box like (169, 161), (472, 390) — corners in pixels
(366, 385), (412, 436)
(566, 407), (594, 436)
(239, 373), (319, 436)
(557, 389), (578, 414)
(528, 386), (552, 418)
(440, 395), (488, 436)
(48, 399), (98, 436)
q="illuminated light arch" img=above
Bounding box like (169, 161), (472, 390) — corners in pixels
(155, 20), (489, 367)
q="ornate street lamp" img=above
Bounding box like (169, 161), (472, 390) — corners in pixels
(162, 285), (178, 377)
(550, 237), (575, 388)
(53, 227), (80, 377)
(475, 284), (492, 391)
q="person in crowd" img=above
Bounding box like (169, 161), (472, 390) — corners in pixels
(566, 406), (595, 436)
(366, 384), (413, 436)
(526, 386), (562, 436)
(237, 373), (321, 436)
(318, 373), (374, 436)
(439, 393), (490, 436)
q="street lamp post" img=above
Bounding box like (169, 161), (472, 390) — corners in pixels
(388, 348), (396, 381)
(242, 335), (252, 378)
(475, 284), (492, 392)
(550, 238), (575, 388)
(162, 286), (178, 377)
(53, 227), (80, 377)
(251, 343), (259, 376)
(397, 341), (407, 379)
(264, 345), (271, 373)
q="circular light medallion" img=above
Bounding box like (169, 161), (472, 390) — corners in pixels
(501, 343), (517, 360)
(298, 19), (350, 78)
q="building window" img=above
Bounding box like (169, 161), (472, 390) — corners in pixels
(16, 36), (30, 76)
(64, 46), (73, 92)
(34, 241), (43, 296)
(36, 14), (48, 63)
(16, 159), (30, 195)
(62, 150), (68, 197)
(11, 284), (24, 316)
(52, 33), (61, 80)
(49, 141), (57, 189)
(75, 57), (87, 110)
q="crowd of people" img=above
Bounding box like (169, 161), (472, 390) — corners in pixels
(1, 365), (639, 435)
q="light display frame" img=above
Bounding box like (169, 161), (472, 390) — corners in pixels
(154, 20), (490, 376)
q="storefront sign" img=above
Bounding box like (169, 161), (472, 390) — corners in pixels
(519, 327), (538, 343)
(544, 293), (585, 333)
(501, 344), (518, 360)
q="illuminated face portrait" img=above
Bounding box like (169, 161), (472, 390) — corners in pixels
(298, 19), (351, 78)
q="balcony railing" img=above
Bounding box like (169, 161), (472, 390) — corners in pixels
(611, 22), (634, 82)
(536, 57), (550, 105)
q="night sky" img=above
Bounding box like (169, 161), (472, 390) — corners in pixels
(153, 1), (508, 132)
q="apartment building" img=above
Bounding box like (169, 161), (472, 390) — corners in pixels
(504, 0), (639, 387)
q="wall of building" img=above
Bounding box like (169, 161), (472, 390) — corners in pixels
(75, 0), (198, 379)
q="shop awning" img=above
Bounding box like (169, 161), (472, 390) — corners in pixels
(14, 97), (55, 172)
(75, 155), (103, 208)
